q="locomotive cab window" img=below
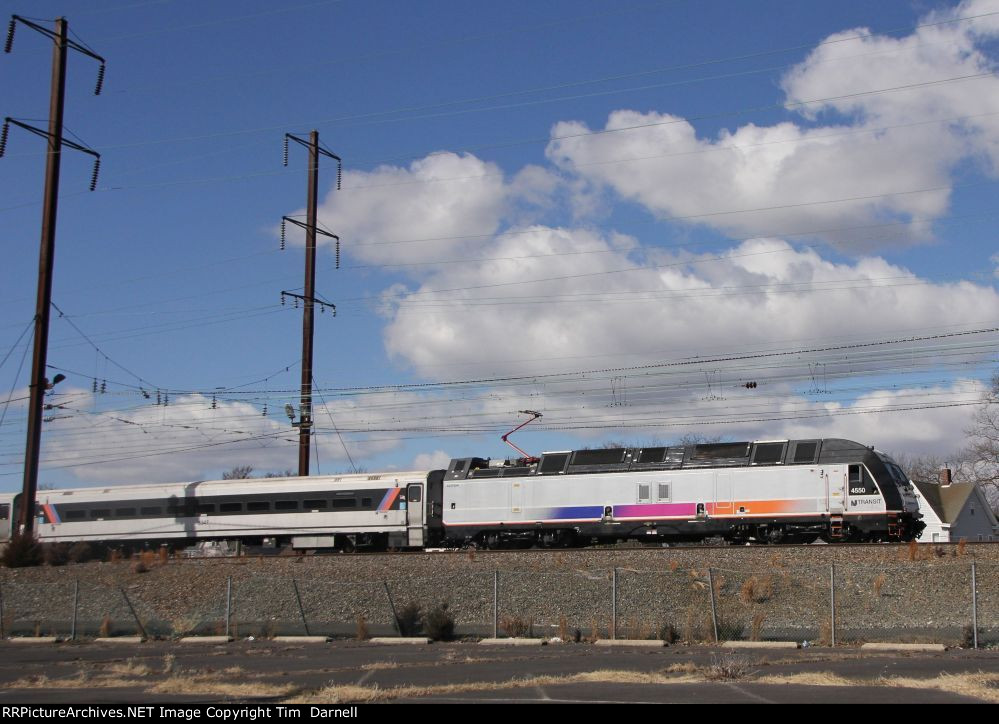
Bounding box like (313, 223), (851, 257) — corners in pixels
(848, 465), (879, 496)
(0, 504), (8, 520)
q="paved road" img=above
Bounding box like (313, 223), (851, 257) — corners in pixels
(0, 640), (995, 704)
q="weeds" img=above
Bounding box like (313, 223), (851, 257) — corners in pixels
(424, 603), (455, 641)
(739, 576), (773, 604)
(355, 615), (369, 641)
(750, 612), (766, 642)
(873, 573), (886, 597)
(396, 602), (422, 637)
(2, 534), (42, 568)
(500, 615), (533, 638)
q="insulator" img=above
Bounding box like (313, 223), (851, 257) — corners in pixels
(92, 378), (97, 393)
(280, 293), (285, 306)
(100, 379), (106, 394)
(332, 305), (336, 318)
(335, 238), (340, 269)
(262, 404), (267, 417)
(94, 63), (105, 96)
(283, 136), (289, 167)
(89, 157), (101, 192)
(156, 390), (161, 405)
(4, 19), (14, 54)
(294, 298), (299, 309)
(320, 304), (324, 314)
(164, 392), (169, 406)
(0, 119), (9, 158)
(280, 218), (286, 250)
(337, 160), (342, 190)
(211, 394), (217, 410)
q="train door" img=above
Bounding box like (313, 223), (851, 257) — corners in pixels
(826, 467), (844, 514)
(407, 484), (424, 547)
(714, 472), (732, 516)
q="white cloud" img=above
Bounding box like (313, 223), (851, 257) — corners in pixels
(545, 1), (999, 249)
(411, 449), (452, 470)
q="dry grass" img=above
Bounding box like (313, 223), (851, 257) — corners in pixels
(355, 615), (369, 641)
(956, 539), (967, 557)
(104, 658), (152, 677)
(755, 672), (856, 687)
(872, 573), (887, 597)
(149, 677), (297, 698)
(881, 672), (999, 704)
(750, 612), (766, 642)
(740, 576), (773, 605)
(359, 661), (399, 671)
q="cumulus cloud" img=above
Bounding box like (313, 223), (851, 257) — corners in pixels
(545, 0), (999, 249)
(411, 449), (452, 470)
(380, 231), (999, 378)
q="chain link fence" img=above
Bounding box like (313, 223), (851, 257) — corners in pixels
(1, 562), (995, 646)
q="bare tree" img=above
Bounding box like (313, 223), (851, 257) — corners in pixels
(222, 465), (255, 480)
(964, 372), (999, 514)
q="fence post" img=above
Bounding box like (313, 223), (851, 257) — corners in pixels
(382, 581), (401, 635)
(707, 568), (719, 643)
(71, 579), (79, 642)
(493, 570), (498, 639)
(612, 567), (617, 640)
(829, 564), (836, 648)
(291, 579), (311, 636)
(225, 577), (232, 639)
(118, 587), (147, 640)
(971, 562), (978, 650)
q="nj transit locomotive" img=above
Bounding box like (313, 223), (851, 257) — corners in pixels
(0, 438), (924, 550)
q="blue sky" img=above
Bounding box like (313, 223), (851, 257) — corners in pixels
(2, 0), (998, 489)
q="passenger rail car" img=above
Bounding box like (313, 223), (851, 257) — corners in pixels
(1, 437), (923, 550)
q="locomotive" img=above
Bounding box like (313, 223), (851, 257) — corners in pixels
(0, 437), (924, 551)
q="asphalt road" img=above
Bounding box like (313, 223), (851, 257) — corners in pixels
(0, 639), (996, 704)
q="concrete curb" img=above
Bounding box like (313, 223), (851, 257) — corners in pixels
(94, 637), (145, 644)
(271, 636), (329, 643)
(368, 637), (431, 645)
(722, 641), (800, 649)
(177, 636), (233, 644)
(595, 639), (665, 648)
(6, 637), (61, 644)
(860, 643), (947, 652)
(479, 638), (546, 646)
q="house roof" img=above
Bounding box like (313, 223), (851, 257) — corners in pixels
(912, 481), (980, 524)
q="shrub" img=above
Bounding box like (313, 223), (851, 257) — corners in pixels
(750, 612), (766, 642)
(424, 603), (455, 641)
(872, 573), (886, 597)
(739, 576), (773, 604)
(2, 534), (42, 568)
(658, 622), (678, 644)
(355, 615), (369, 641)
(43, 543), (69, 567)
(397, 602), (423, 636)
(500, 615), (533, 638)
(68, 541), (94, 563)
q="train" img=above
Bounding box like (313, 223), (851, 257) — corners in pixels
(0, 437), (925, 552)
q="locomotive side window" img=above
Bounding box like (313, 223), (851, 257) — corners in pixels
(332, 498), (357, 509)
(91, 508), (111, 519)
(0, 504), (8, 520)
(247, 501), (269, 512)
(197, 503), (215, 514)
(219, 502), (242, 513)
(637, 484), (650, 503)
(848, 465), (878, 496)
(751, 442), (785, 465)
(303, 499), (327, 510)
(274, 500), (298, 511)
(792, 441), (819, 464)
(657, 483), (670, 502)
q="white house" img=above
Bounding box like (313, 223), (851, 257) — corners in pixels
(912, 479), (999, 543)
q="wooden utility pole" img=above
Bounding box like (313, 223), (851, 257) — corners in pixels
(281, 131), (341, 477)
(2, 16), (104, 536)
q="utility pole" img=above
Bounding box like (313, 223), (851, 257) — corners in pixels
(2, 16), (104, 537)
(281, 131), (341, 477)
